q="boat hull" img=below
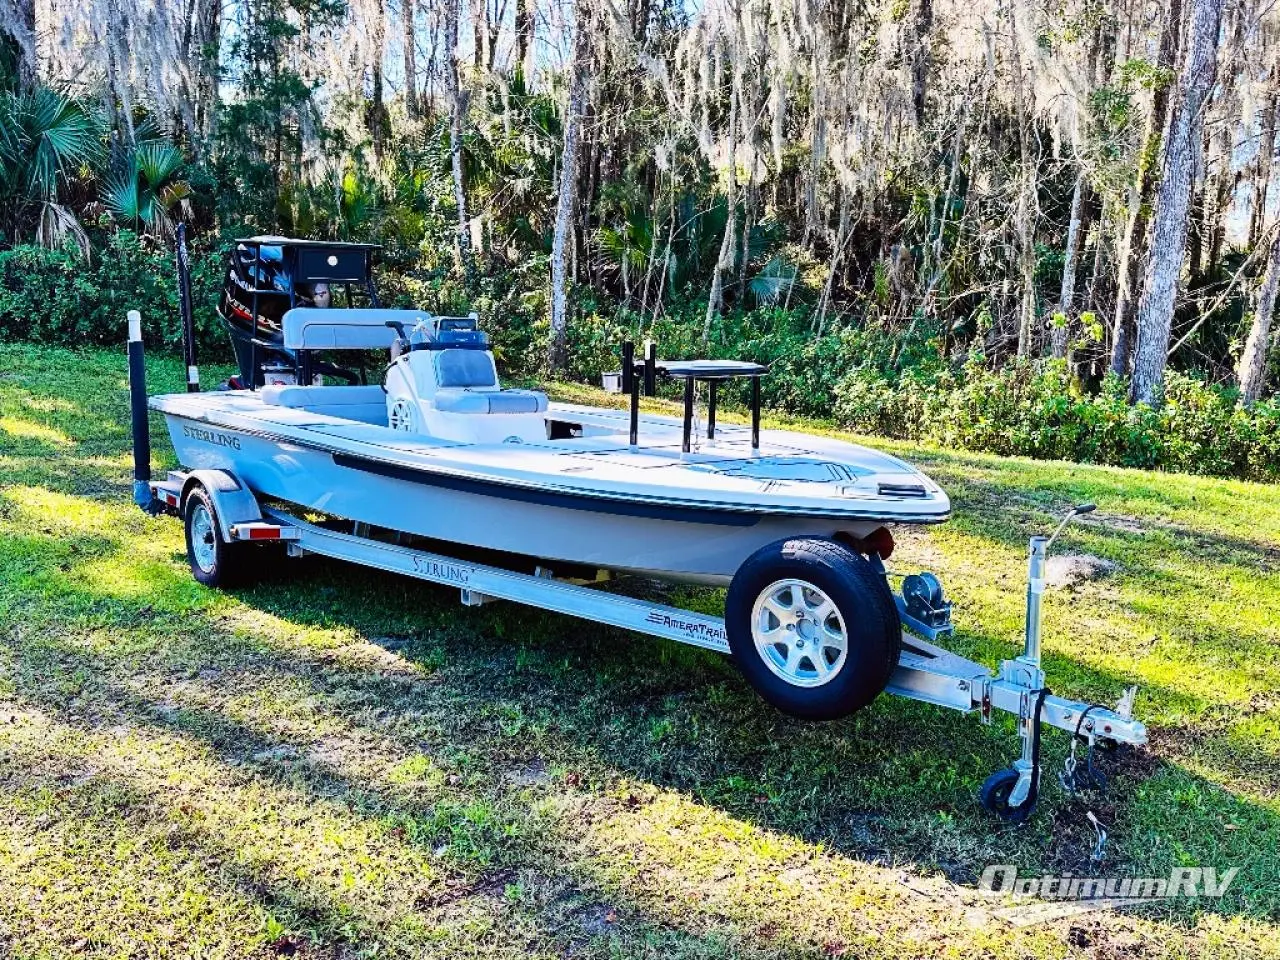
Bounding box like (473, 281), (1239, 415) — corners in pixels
(162, 412), (887, 584)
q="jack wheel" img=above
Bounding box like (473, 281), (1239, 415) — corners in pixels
(980, 767), (1036, 823)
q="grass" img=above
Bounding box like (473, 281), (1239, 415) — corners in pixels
(1, 340), (1278, 959)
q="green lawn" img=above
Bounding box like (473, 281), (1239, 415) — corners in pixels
(1, 342), (1277, 959)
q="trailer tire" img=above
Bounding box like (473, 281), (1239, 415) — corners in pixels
(184, 486), (255, 589)
(726, 538), (901, 720)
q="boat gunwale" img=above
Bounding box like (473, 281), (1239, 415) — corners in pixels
(151, 394), (952, 525)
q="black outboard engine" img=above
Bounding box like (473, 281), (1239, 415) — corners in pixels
(214, 237), (383, 388)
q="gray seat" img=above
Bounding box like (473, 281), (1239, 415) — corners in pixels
(434, 388), (548, 414)
(261, 384), (388, 424)
(434, 349), (499, 388)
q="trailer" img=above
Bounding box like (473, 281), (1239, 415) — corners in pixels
(143, 455), (1146, 823)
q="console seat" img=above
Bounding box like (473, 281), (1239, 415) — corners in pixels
(434, 388), (548, 414)
(430, 349), (548, 415)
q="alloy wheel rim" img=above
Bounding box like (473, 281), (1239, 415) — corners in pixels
(750, 578), (848, 688)
(190, 503), (217, 573)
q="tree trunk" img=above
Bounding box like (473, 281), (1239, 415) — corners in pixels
(1238, 227), (1280, 404)
(1131, 0), (1223, 405)
(515, 0), (535, 82)
(1250, 84), (1278, 250)
(704, 67), (740, 340)
(444, 0), (473, 276)
(549, 7), (592, 371)
(1204, 4), (1242, 281)
(1008, 5), (1037, 358)
(193, 0), (220, 148)
(403, 0), (419, 119)
(1109, 0), (1182, 377)
(911, 0), (933, 128)
(5, 0), (36, 92)
(1052, 172), (1087, 359)
(369, 0), (389, 159)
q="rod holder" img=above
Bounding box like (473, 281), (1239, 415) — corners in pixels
(751, 377), (761, 451)
(127, 310), (153, 509)
(176, 223), (199, 392)
(623, 341), (638, 448)
(681, 377), (695, 454)
(707, 380), (717, 439)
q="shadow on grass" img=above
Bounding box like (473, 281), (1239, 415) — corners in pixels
(3, 346), (1278, 954)
(5, 539), (1277, 929)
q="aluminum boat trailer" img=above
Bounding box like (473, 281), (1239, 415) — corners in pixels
(146, 465), (1146, 821)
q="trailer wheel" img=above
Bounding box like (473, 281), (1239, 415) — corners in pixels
(184, 486), (254, 589)
(726, 538), (901, 720)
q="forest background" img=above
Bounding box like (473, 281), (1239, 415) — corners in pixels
(3, 0), (1280, 480)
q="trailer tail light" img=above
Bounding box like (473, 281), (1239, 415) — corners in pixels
(229, 522), (300, 542)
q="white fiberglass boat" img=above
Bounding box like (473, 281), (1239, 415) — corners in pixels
(151, 335), (948, 585)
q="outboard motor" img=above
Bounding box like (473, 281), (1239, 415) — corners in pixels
(215, 237), (382, 388)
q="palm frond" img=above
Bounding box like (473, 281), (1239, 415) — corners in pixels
(135, 141), (185, 188)
(25, 88), (102, 200)
(35, 202), (91, 260)
(749, 256), (799, 306)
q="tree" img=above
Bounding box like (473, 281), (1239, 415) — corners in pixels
(1239, 227), (1280, 405)
(1109, 0), (1183, 377)
(1052, 171), (1088, 359)
(548, 5), (593, 371)
(1130, 0), (1223, 405)
(403, 0), (418, 119)
(443, 0), (472, 275)
(2, 0), (37, 93)
(704, 14), (741, 339)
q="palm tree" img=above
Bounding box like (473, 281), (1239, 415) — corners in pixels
(0, 86), (102, 255)
(103, 138), (192, 239)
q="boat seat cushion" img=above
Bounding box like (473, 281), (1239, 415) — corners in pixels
(261, 384), (388, 424)
(434, 349), (498, 389)
(434, 388), (548, 414)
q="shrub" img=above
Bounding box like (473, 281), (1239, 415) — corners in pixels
(0, 234), (230, 357)
(833, 362), (1280, 482)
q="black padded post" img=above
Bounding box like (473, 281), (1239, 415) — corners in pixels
(623, 342), (638, 447)
(751, 376), (761, 450)
(707, 380), (717, 439)
(127, 310), (152, 509)
(644, 340), (656, 396)
(682, 376), (694, 454)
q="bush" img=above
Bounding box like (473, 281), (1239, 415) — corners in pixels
(833, 361), (1280, 482)
(0, 234), (231, 357)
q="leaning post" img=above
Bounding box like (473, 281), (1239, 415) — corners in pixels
(127, 309), (153, 509)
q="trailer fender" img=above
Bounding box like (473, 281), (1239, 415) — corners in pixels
(180, 470), (264, 543)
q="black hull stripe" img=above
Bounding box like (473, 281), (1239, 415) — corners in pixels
(332, 453), (760, 526)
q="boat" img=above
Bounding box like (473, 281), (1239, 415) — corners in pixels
(150, 236), (949, 587)
(126, 233), (1146, 817)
